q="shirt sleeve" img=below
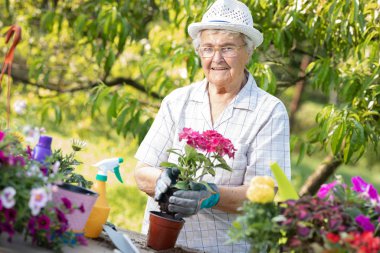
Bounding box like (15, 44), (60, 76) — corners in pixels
(134, 96), (176, 167)
(244, 102), (291, 184)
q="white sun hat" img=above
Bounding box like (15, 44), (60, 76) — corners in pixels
(188, 0), (263, 47)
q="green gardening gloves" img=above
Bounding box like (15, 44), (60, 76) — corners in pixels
(168, 183), (220, 219)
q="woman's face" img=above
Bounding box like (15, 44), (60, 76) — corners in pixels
(199, 30), (250, 88)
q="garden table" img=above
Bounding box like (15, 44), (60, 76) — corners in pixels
(0, 228), (201, 253)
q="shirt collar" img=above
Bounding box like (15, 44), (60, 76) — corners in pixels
(189, 73), (259, 111)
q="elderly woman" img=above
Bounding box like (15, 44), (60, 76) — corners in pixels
(134, 0), (291, 252)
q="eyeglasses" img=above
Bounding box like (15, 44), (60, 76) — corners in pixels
(197, 44), (246, 58)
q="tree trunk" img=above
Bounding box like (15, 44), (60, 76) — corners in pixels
(289, 55), (311, 129)
(299, 155), (342, 196)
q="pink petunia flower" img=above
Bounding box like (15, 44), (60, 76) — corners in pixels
(352, 176), (379, 202)
(317, 181), (337, 199)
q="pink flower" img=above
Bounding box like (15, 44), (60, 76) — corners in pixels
(0, 131), (5, 142)
(178, 128), (236, 158)
(352, 176), (379, 202)
(317, 181), (337, 199)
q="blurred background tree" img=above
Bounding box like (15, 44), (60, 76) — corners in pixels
(0, 0), (379, 230)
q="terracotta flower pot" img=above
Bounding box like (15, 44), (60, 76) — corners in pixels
(52, 183), (98, 234)
(147, 211), (185, 250)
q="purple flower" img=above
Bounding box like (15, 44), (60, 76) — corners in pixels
(28, 217), (36, 235)
(26, 145), (33, 159)
(4, 208), (17, 222)
(37, 214), (51, 230)
(355, 214), (375, 231)
(352, 176), (367, 192)
(55, 207), (68, 224)
(352, 176), (379, 201)
(79, 204), (85, 213)
(61, 197), (72, 211)
(40, 167), (49, 177)
(297, 226), (311, 237)
(317, 181), (337, 199)
(2, 222), (15, 240)
(76, 234), (88, 246)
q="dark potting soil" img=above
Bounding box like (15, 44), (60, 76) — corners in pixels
(158, 187), (179, 219)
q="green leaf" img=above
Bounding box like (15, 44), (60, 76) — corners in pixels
(297, 142), (306, 165)
(159, 162), (178, 168)
(174, 181), (189, 190)
(330, 122), (346, 155)
(105, 50), (116, 73)
(41, 11), (55, 32)
(115, 106), (129, 135)
(106, 92), (118, 124)
(54, 105), (62, 124)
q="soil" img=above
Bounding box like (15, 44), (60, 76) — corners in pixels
(158, 187), (179, 220)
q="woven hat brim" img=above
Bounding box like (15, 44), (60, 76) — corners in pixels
(188, 22), (263, 47)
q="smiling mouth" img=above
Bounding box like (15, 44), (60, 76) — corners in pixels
(211, 67), (229, 70)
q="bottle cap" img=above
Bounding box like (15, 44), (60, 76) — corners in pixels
(37, 135), (52, 148)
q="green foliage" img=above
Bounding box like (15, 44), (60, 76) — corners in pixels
(50, 144), (93, 189)
(160, 144), (231, 191)
(229, 202), (282, 253)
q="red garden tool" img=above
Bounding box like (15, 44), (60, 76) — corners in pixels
(0, 25), (22, 128)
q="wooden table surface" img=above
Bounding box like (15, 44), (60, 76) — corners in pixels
(0, 228), (202, 253)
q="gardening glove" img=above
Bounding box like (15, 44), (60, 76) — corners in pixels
(168, 183), (219, 219)
(154, 167), (180, 201)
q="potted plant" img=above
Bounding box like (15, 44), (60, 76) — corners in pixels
(48, 139), (98, 238)
(229, 170), (380, 253)
(147, 127), (236, 250)
(0, 130), (90, 252)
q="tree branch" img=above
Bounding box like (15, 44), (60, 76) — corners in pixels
(10, 73), (162, 99)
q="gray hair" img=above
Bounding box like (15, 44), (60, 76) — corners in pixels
(192, 30), (255, 58)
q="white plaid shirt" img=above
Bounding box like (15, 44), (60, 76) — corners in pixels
(135, 73), (291, 253)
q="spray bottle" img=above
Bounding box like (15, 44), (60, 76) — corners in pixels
(84, 158), (124, 238)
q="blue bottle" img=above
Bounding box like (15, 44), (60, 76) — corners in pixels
(32, 135), (53, 164)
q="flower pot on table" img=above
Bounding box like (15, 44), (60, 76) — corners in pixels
(52, 183), (98, 234)
(147, 211), (185, 250)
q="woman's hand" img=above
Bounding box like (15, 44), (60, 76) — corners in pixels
(154, 167), (180, 201)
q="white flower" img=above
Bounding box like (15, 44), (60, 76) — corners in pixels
(1, 187), (16, 209)
(29, 187), (49, 216)
(13, 100), (27, 115)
